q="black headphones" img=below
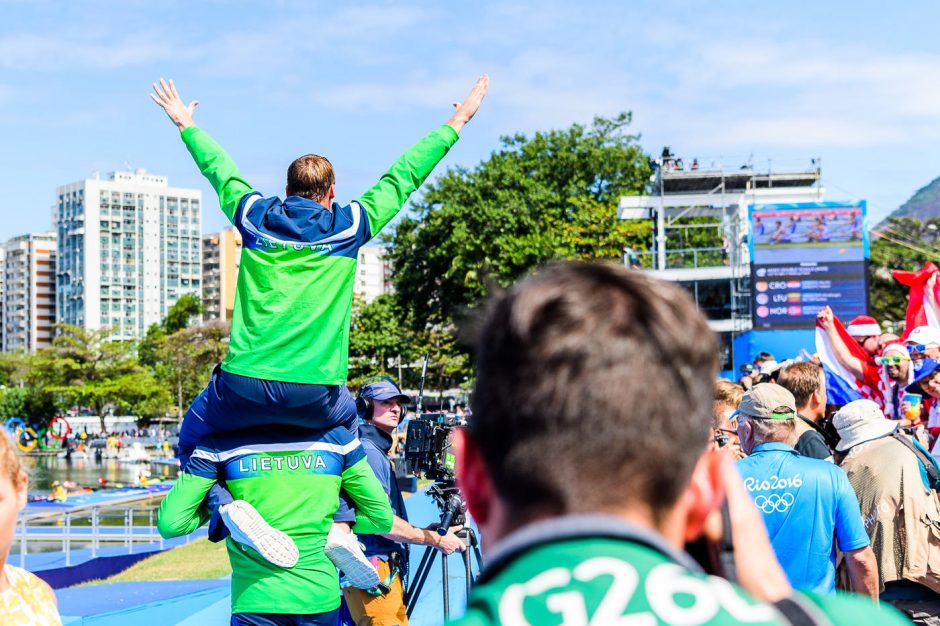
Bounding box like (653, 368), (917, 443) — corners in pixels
(355, 375), (406, 421)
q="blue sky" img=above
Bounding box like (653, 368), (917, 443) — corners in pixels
(2, 0), (940, 239)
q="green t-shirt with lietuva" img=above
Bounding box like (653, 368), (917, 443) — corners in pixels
(452, 536), (909, 626)
(157, 425), (394, 614)
(180, 124), (459, 384)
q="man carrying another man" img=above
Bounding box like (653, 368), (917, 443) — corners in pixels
(150, 73), (488, 602)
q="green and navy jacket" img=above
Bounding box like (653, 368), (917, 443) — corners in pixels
(450, 515), (909, 626)
(181, 124), (459, 384)
(157, 425), (393, 615)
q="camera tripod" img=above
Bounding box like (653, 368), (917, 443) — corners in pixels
(405, 483), (484, 621)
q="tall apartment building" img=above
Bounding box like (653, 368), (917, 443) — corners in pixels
(0, 247), (5, 348)
(356, 245), (391, 302)
(2, 233), (56, 353)
(202, 227), (242, 322)
(55, 170), (201, 340)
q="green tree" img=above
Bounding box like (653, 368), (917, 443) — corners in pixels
(30, 325), (159, 432)
(869, 217), (940, 326)
(0, 351), (33, 388)
(386, 112), (653, 329)
(138, 323), (167, 369)
(0, 387), (28, 423)
(151, 321), (229, 420)
(348, 294), (418, 384)
(163, 293), (204, 334)
(23, 388), (58, 425)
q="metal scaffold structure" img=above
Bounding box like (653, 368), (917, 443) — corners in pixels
(619, 150), (823, 371)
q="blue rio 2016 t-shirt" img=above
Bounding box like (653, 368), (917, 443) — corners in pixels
(736, 442), (869, 594)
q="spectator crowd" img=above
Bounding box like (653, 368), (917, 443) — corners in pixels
(713, 309), (940, 624)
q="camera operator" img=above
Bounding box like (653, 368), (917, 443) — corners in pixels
(452, 262), (907, 626)
(344, 377), (465, 625)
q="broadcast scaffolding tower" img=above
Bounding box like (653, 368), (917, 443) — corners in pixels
(619, 154), (824, 372)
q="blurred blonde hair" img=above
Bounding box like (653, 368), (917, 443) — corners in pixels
(0, 429), (27, 490)
(714, 378), (744, 408)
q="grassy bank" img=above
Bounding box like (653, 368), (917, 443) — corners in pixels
(81, 538), (231, 585)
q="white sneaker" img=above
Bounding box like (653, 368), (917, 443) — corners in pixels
(325, 525), (380, 589)
(220, 500), (299, 568)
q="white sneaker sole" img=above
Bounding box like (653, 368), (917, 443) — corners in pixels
(325, 531), (380, 589)
(221, 500), (299, 568)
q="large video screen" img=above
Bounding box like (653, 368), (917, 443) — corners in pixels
(749, 202), (869, 330)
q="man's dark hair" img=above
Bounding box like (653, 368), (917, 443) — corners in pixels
(470, 262), (717, 522)
(286, 154), (335, 202)
(777, 362), (822, 410)
(756, 351), (775, 362)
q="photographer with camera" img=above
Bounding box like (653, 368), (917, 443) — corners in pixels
(344, 377), (465, 625)
(452, 262), (906, 626)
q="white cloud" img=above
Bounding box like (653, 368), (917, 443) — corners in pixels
(0, 32), (177, 70)
(663, 37), (940, 142)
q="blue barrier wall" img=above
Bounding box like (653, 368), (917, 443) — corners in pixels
(732, 329), (816, 373)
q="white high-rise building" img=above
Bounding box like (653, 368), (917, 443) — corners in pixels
(355, 245), (391, 302)
(2, 232), (56, 353)
(55, 170), (202, 339)
(0, 247), (5, 348)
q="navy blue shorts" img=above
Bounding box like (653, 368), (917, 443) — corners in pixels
(178, 365), (358, 466)
(178, 365), (359, 538)
(231, 608), (339, 626)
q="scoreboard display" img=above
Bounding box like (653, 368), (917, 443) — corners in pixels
(749, 202), (869, 330)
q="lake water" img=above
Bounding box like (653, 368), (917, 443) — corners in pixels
(23, 455), (179, 496)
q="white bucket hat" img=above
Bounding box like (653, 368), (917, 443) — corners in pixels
(833, 399), (898, 452)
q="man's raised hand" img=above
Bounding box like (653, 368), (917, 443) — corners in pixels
(447, 74), (489, 134)
(150, 79), (198, 132)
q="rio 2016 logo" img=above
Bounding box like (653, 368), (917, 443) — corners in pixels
(753, 492), (796, 514)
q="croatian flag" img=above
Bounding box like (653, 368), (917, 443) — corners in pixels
(815, 316), (884, 407)
(893, 262), (940, 336)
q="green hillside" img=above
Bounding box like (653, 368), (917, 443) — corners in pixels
(884, 175), (940, 223)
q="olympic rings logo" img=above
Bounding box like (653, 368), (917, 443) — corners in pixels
(4, 417), (71, 452)
(753, 492), (795, 514)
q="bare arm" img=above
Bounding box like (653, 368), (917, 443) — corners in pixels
(357, 75), (489, 237)
(817, 306), (866, 380)
(150, 78), (253, 223)
(707, 454), (792, 602)
(844, 546), (879, 598)
(150, 78), (198, 132)
(844, 546), (879, 599)
(380, 515), (466, 555)
(446, 74), (489, 134)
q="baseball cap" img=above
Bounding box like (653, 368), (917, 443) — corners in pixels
(907, 358), (940, 396)
(833, 399), (897, 452)
(362, 379), (412, 404)
(906, 326), (940, 349)
(738, 384), (797, 420)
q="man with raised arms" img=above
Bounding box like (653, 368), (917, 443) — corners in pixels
(151, 75), (488, 586)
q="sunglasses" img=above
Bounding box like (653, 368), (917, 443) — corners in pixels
(877, 355), (909, 366)
(908, 344), (927, 354)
